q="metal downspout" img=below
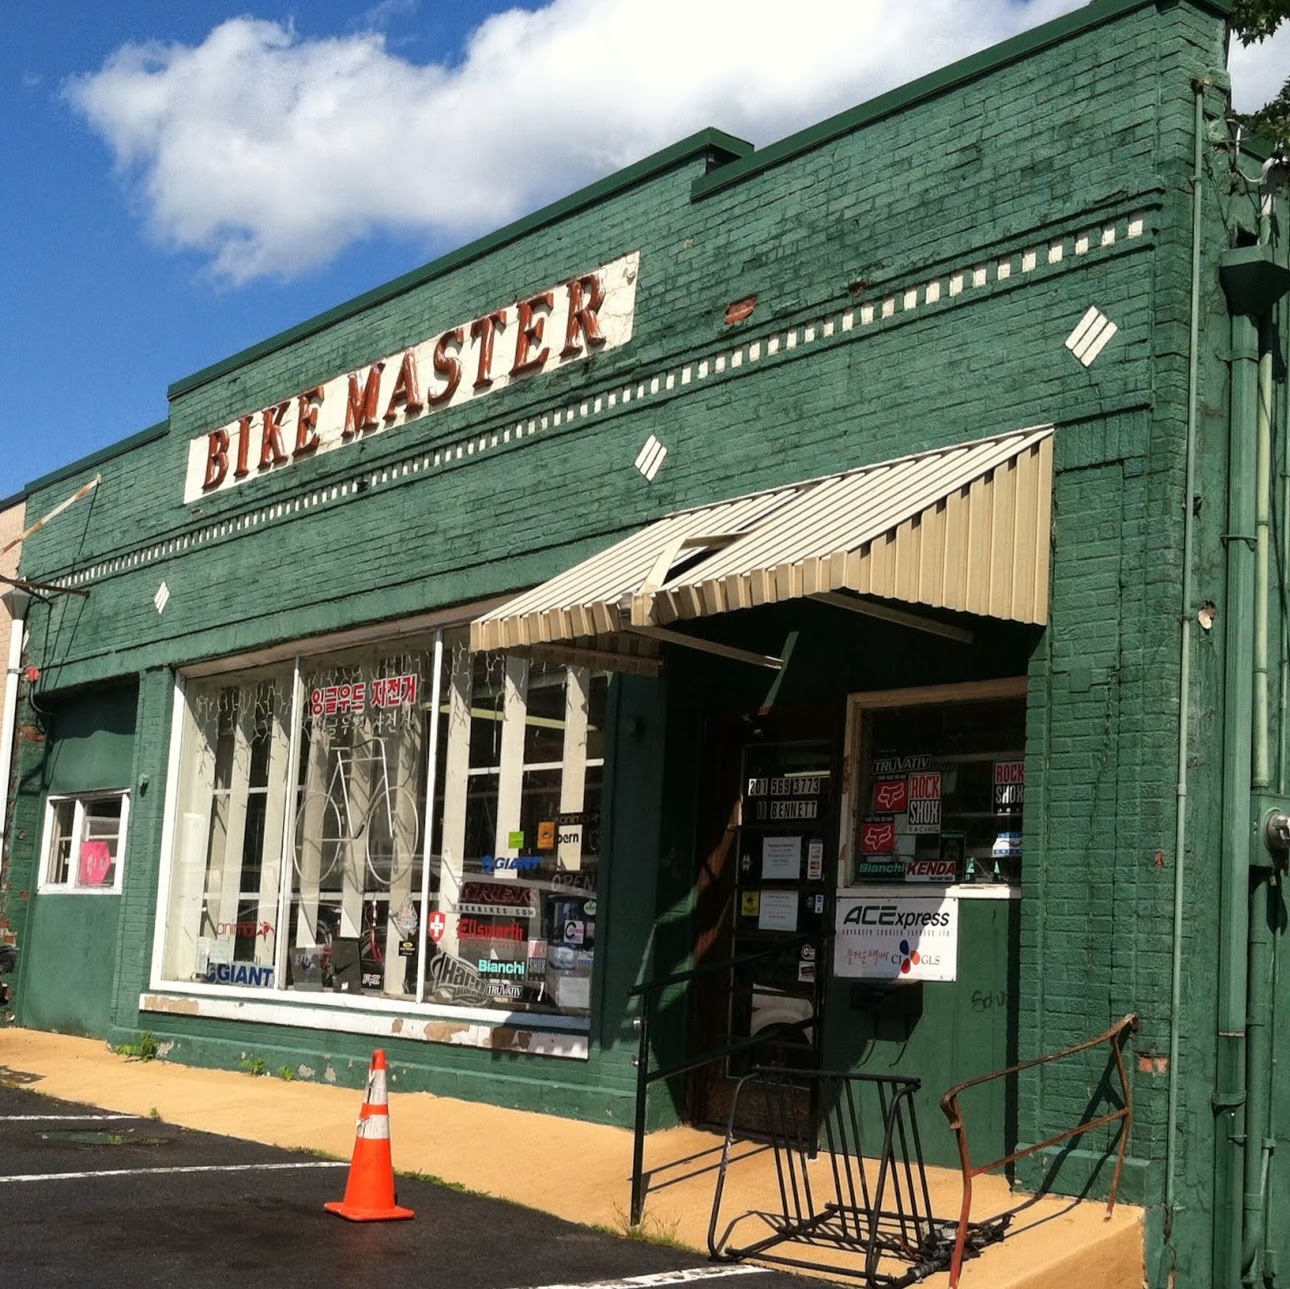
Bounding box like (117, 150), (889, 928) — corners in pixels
(1271, 279), (1290, 1283)
(1166, 81), (1206, 1227)
(1214, 301), (1259, 1289)
(1242, 316), (1276, 1284)
(1217, 187), (1290, 1285)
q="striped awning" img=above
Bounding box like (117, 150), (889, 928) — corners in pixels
(471, 425), (1054, 664)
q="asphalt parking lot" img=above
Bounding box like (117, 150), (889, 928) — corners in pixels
(0, 1083), (825, 1289)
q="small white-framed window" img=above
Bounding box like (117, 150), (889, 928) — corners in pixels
(39, 792), (130, 893)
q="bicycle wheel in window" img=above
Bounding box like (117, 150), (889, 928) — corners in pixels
(363, 784), (420, 888)
(294, 791), (347, 888)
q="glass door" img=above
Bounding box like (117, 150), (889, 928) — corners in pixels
(728, 739), (833, 1075)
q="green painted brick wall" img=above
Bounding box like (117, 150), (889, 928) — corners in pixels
(7, 4), (1259, 1282)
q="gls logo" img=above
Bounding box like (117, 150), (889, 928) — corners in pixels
(843, 904), (951, 930)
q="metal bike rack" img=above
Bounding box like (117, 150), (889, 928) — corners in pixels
(708, 1068), (986, 1286)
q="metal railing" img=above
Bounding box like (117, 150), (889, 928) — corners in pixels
(939, 1011), (1139, 1288)
(708, 1067), (955, 1286)
(627, 934), (825, 1226)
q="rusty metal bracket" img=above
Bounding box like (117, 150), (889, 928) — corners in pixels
(939, 1013), (1139, 1288)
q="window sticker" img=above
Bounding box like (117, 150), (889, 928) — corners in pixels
(909, 771), (941, 800)
(806, 838), (824, 881)
(872, 779), (908, 813)
(993, 760), (1025, 811)
(860, 818), (896, 854)
(906, 798), (942, 833)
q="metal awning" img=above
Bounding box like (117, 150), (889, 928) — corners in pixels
(471, 425), (1054, 671)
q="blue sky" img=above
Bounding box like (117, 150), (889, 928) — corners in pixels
(5, 0), (1285, 497)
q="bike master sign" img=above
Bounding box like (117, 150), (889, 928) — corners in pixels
(833, 895), (959, 982)
(185, 251), (641, 503)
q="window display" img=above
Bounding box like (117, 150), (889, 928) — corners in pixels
(159, 630), (604, 1023)
(851, 696), (1025, 885)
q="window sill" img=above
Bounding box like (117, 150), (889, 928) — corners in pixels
(138, 988), (591, 1060)
(839, 882), (1021, 900)
(34, 885), (124, 896)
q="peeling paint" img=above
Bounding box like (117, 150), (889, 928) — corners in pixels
(140, 993), (199, 1017)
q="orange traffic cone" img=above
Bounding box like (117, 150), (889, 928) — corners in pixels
(325, 1049), (414, 1221)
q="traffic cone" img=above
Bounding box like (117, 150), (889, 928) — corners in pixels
(325, 1049), (414, 1221)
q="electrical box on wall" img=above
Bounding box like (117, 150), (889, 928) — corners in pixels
(1254, 796), (1290, 868)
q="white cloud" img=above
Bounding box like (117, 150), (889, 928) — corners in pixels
(69, 0), (1275, 286)
(1229, 25), (1290, 114)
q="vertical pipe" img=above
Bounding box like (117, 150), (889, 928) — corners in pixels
(1271, 277), (1290, 1282)
(1255, 321), (1273, 792)
(1242, 873), (1273, 1282)
(0, 589), (30, 854)
(1214, 304), (1259, 1289)
(1281, 283), (1289, 800)
(1166, 82), (1207, 1221)
(1243, 320), (1276, 1283)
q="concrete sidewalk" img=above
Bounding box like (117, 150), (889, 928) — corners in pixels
(0, 1027), (1141, 1287)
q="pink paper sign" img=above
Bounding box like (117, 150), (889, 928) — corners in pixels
(79, 840), (113, 887)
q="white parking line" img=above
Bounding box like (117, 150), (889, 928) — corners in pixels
(0, 1114), (139, 1121)
(0, 1161), (347, 1183)
(524, 1268), (765, 1288)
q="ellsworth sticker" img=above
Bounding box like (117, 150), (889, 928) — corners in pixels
(833, 894), (958, 982)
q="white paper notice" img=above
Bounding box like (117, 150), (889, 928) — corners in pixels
(758, 890), (799, 932)
(762, 836), (802, 880)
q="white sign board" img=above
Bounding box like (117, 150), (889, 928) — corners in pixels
(184, 251), (641, 502)
(757, 890), (799, 932)
(833, 894), (958, 982)
(761, 835), (802, 880)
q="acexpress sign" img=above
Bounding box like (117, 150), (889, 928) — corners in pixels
(184, 252), (641, 503)
(832, 894), (958, 983)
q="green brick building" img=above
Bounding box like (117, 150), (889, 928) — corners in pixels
(3, 0), (1289, 1283)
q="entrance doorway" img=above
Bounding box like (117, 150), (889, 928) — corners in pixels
(688, 710), (838, 1134)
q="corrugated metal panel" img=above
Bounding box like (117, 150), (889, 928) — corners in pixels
(470, 425), (1054, 655)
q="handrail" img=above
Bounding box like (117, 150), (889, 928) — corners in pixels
(628, 932), (820, 998)
(939, 1012), (1139, 1288)
(629, 932), (831, 1226)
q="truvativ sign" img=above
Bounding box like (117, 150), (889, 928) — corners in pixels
(184, 251), (640, 503)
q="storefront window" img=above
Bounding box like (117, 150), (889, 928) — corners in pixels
(426, 644), (604, 1014)
(159, 630), (606, 1021)
(161, 669), (292, 985)
(288, 641), (432, 997)
(849, 694), (1025, 886)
